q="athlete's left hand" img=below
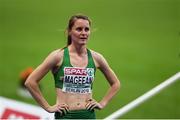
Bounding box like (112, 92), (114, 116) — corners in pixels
(85, 99), (104, 111)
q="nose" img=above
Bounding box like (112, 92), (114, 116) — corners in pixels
(81, 29), (87, 35)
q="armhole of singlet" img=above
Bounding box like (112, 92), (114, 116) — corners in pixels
(54, 48), (67, 89)
(63, 47), (71, 66)
(87, 49), (96, 72)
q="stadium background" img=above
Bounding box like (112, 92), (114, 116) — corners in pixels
(0, 0), (180, 118)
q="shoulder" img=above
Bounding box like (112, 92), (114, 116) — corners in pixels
(51, 48), (64, 58)
(45, 48), (64, 65)
(89, 49), (106, 68)
(90, 50), (103, 60)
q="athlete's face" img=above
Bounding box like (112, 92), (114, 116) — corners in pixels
(69, 19), (90, 45)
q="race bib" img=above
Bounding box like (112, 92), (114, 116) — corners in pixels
(62, 67), (94, 94)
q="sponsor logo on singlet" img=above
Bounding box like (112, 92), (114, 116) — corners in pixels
(62, 67), (94, 94)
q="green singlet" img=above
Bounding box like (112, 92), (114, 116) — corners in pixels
(53, 47), (96, 119)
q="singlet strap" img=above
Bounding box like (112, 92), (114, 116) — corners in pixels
(63, 47), (71, 66)
(64, 47), (96, 70)
(87, 49), (96, 71)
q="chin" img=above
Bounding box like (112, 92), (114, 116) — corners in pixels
(79, 42), (87, 46)
(79, 41), (87, 45)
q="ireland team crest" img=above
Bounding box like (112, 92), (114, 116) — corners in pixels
(87, 68), (94, 77)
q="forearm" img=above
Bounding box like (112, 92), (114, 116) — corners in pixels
(99, 82), (120, 108)
(25, 81), (50, 112)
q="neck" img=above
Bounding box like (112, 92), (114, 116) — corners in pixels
(68, 44), (87, 55)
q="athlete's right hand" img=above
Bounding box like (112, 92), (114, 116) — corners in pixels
(46, 103), (69, 114)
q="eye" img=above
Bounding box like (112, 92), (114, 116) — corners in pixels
(76, 27), (82, 32)
(85, 27), (89, 32)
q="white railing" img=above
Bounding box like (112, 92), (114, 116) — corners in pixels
(104, 72), (180, 120)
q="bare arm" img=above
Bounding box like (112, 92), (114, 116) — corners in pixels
(25, 49), (68, 113)
(97, 53), (120, 108)
(86, 52), (120, 110)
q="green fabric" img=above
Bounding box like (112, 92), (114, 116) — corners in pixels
(53, 47), (96, 89)
(54, 109), (96, 119)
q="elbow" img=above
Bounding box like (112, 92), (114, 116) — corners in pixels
(24, 77), (38, 89)
(24, 77), (33, 88)
(24, 79), (30, 88)
(113, 80), (121, 91)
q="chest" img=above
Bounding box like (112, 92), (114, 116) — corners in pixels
(69, 53), (88, 68)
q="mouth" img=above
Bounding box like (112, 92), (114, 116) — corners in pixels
(80, 37), (87, 40)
